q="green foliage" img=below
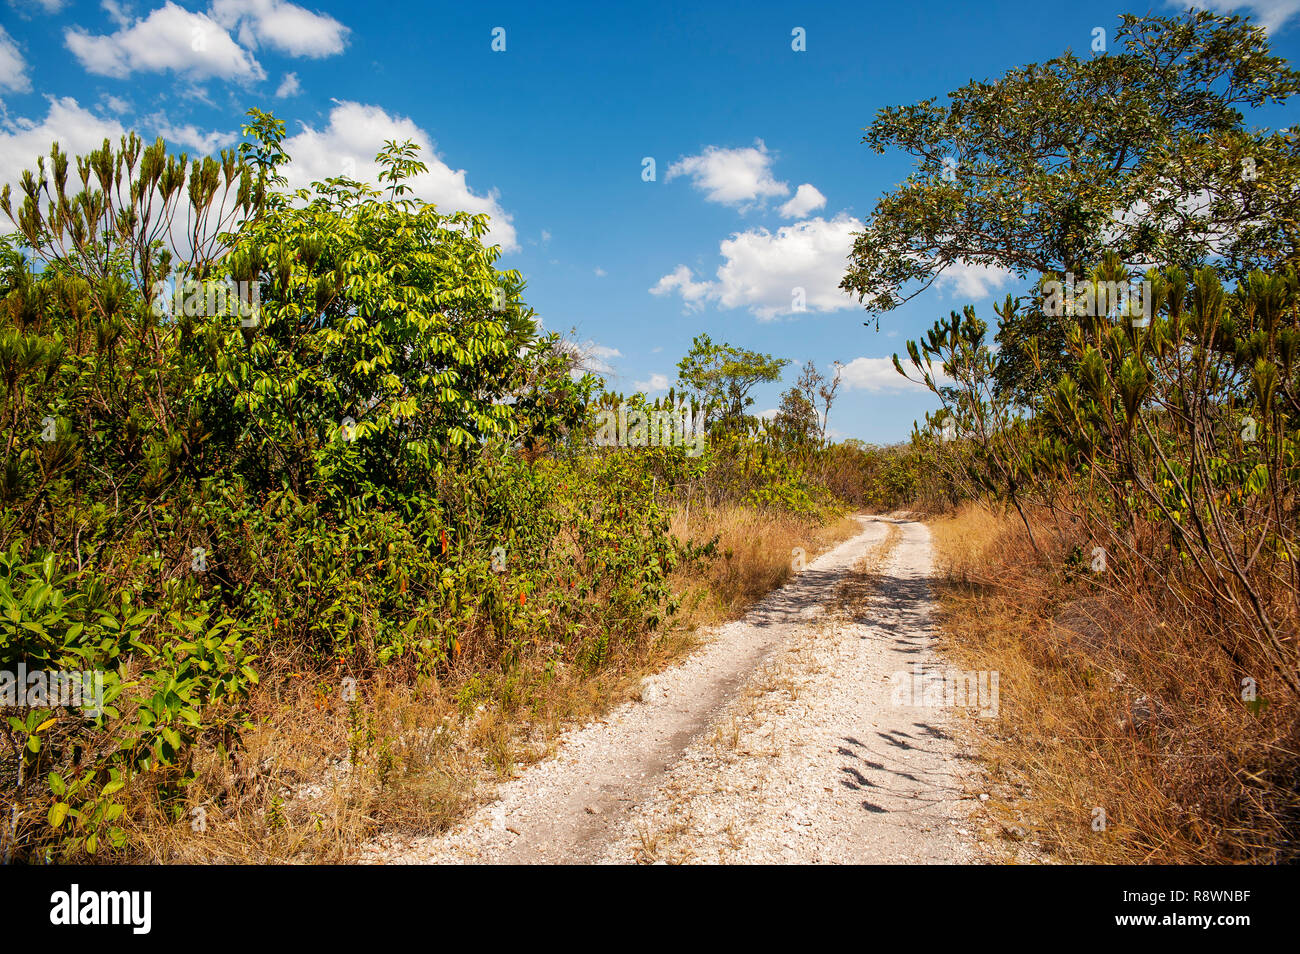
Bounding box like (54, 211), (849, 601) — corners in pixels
(842, 10), (1300, 339)
(2, 111), (794, 862)
(897, 261), (1300, 699)
(191, 140), (590, 501)
(0, 546), (255, 859)
(0, 109), (872, 863)
(676, 334), (788, 432)
(896, 298), (1044, 543)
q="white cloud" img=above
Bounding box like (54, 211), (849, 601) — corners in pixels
(635, 373), (670, 393)
(101, 93), (132, 114)
(935, 260), (1018, 300)
(1174, 1), (1300, 31)
(839, 357), (929, 393)
(211, 0), (349, 58)
(8, 0), (67, 14)
(666, 140), (790, 208)
(65, 2), (266, 83)
(274, 71), (300, 98)
(0, 26), (31, 94)
(101, 0), (131, 28)
(281, 100), (518, 251)
(148, 113), (237, 154)
(0, 97), (125, 193)
(653, 215), (863, 320)
(649, 264), (714, 307)
(714, 216), (862, 318)
(593, 266), (606, 277)
(778, 183), (826, 218)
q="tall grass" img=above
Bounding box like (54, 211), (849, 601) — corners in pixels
(931, 503), (1299, 863)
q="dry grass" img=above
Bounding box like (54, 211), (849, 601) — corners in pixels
(929, 503), (1299, 864)
(670, 505), (861, 624)
(126, 503), (864, 863)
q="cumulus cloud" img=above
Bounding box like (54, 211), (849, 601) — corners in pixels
(635, 373), (670, 393)
(935, 260), (1018, 300)
(1174, 1), (1300, 31)
(649, 264), (714, 307)
(838, 357), (929, 393)
(211, 0), (349, 58)
(652, 215), (863, 320)
(0, 26), (30, 94)
(275, 71), (300, 98)
(714, 216), (862, 317)
(0, 97), (125, 191)
(281, 100), (518, 251)
(147, 113), (237, 154)
(665, 140), (791, 208)
(65, 2), (266, 83)
(778, 183), (826, 218)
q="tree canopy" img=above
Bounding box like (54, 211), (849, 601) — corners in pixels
(675, 334), (788, 432)
(841, 11), (1300, 325)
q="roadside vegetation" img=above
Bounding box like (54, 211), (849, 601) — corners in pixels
(860, 12), (1300, 862)
(6, 7), (1295, 867)
(0, 112), (899, 862)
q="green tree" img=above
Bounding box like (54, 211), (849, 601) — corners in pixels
(194, 130), (587, 498)
(842, 11), (1300, 401)
(772, 385), (819, 450)
(675, 334), (787, 431)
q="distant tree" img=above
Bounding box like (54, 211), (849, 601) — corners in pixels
(772, 385), (819, 449)
(676, 334), (787, 431)
(795, 359), (843, 443)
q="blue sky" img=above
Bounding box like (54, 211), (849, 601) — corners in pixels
(3, 0), (1300, 443)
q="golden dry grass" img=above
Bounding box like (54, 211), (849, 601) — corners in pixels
(669, 505), (861, 623)
(929, 503), (1298, 864)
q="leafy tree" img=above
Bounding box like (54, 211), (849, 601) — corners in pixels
(842, 11), (1300, 400)
(895, 301), (1043, 549)
(676, 334), (787, 431)
(772, 385), (819, 450)
(797, 359), (843, 444)
(194, 133), (589, 498)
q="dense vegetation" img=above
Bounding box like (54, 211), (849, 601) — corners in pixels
(0, 111), (893, 861)
(7, 6), (1293, 866)
(860, 12), (1300, 861)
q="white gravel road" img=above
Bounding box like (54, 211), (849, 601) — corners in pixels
(366, 515), (977, 864)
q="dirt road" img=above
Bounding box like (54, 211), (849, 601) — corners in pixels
(369, 515), (976, 864)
